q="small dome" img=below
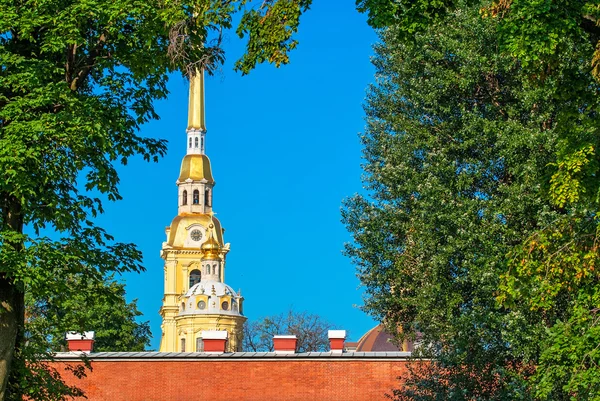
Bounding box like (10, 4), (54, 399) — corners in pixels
(201, 224), (221, 260)
(179, 280), (243, 317)
(178, 154), (214, 183)
(186, 280), (236, 297)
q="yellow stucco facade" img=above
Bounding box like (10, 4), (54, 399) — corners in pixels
(159, 69), (246, 353)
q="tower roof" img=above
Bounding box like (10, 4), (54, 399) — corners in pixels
(166, 215), (224, 248)
(178, 154), (214, 183)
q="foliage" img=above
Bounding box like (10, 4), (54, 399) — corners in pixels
(26, 275), (151, 353)
(243, 310), (330, 352)
(356, 0), (600, 80)
(0, 0), (311, 399)
(5, 275), (149, 401)
(344, 2), (600, 399)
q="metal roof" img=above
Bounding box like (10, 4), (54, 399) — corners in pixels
(53, 351), (413, 361)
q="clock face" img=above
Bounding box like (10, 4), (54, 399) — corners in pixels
(190, 229), (203, 242)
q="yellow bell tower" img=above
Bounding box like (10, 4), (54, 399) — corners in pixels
(159, 69), (246, 352)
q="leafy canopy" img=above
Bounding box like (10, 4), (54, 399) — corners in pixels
(0, 0), (311, 399)
(345, 1), (600, 399)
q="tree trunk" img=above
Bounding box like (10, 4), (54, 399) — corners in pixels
(0, 278), (23, 401)
(0, 195), (24, 401)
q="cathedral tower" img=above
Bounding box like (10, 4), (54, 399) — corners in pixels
(159, 69), (245, 352)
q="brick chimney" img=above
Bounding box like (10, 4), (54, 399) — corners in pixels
(66, 331), (95, 353)
(273, 335), (297, 354)
(328, 330), (346, 354)
(202, 330), (228, 353)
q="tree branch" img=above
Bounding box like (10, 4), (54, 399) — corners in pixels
(69, 33), (107, 91)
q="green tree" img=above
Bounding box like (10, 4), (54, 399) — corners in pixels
(26, 275), (151, 353)
(243, 310), (331, 352)
(0, 0), (311, 399)
(7, 276), (151, 400)
(356, 0), (600, 80)
(344, 2), (600, 399)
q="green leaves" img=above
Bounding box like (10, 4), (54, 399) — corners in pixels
(549, 144), (597, 208)
(26, 274), (151, 353)
(356, 0), (461, 34)
(1, 0), (312, 398)
(235, 0), (311, 74)
(345, 1), (600, 399)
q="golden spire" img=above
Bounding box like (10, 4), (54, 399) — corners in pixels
(187, 68), (206, 132)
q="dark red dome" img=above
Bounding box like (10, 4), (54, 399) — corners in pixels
(355, 324), (416, 352)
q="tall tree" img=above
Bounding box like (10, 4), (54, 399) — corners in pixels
(344, 2), (600, 399)
(0, 0), (311, 399)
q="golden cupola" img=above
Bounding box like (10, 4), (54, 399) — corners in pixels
(201, 223), (221, 260)
(178, 154), (214, 183)
(159, 68), (246, 353)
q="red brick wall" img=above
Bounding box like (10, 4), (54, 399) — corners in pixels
(52, 358), (408, 401)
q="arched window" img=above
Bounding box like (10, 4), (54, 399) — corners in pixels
(194, 137), (199, 148)
(213, 264), (216, 275)
(189, 269), (201, 288)
(196, 338), (204, 352)
(181, 338), (186, 352)
(181, 302), (185, 311)
(182, 190), (188, 205)
(205, 189), (211, 207)
(193, 190), (199, 204)
(201, 137), (204, 150)
(189, 137), (192, 148)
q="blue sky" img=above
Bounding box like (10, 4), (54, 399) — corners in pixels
(96, 2), (379, 350)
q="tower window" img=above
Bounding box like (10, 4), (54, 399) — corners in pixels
(213, 264), (216, 275)
(205, 189), (211, 207)
(201, 137), (204, 150)
(189, 137), (192, 148)
(182, 190), (188, 205)
(193, 190), (199, 204)
(189, 269), (201, 288)
(221, 301), (229, 311)
(181, 338), (186, 352)
(181, 302), (185, 311)
(194, 137), (199, 148)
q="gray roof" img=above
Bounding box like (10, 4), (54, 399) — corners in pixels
(53, 351), (412, 361)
